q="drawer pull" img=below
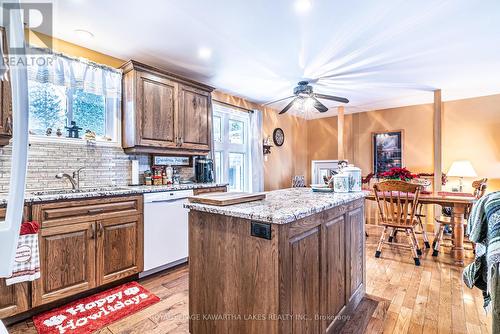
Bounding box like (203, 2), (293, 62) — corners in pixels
(87, 208), (104, 214)
(98, 222), (104, 237)
(90, 224), (96, 239)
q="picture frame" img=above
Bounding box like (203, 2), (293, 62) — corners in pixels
(372, 130), (404, 175)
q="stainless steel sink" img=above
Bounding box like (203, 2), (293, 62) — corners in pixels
(29, 187), (129, 196)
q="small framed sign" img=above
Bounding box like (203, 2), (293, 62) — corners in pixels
(153, 156), (192, 166)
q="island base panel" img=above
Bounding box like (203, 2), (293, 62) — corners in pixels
(189, 198), (365, 334)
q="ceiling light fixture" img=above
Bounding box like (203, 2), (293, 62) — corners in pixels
(198, 47), (212, 60)
(74, 29), (94, 42)
(294, 0), (312, 13)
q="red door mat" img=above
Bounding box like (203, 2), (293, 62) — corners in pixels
(33, 281), (160, 334)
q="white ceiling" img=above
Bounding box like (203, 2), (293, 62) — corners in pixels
(36, 0), (500, 118)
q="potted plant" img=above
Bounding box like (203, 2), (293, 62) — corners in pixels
(378, 167), (418, 181)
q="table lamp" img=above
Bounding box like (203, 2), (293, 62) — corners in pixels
(447, 160), (477, 192)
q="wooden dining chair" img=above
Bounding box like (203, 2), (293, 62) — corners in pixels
(432, 178), (488, 256)
(374, 180), (423, 266)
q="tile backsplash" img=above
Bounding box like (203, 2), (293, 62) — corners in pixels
(0, 141), (195, 192)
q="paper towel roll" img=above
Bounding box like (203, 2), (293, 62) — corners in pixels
(131, 160), (139, 185)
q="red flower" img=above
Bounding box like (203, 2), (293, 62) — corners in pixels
(378, 167), (416, 181)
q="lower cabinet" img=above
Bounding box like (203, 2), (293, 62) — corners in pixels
(0, 207), (30, 319)
(96, 216), (143, 286)
(32, 195), (143, 307)
(0, 280), (29, 318)
(33, 221), (97, 306)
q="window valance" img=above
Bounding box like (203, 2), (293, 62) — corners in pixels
(27, 47), (122, 98)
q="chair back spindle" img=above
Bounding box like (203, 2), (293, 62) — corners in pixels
(373, 180), (421, 227)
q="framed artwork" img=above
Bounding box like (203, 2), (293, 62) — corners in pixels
(372, 130), (403, 175)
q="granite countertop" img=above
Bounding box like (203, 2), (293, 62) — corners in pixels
(0, 183), (228, 205)
(184, 187), (368, 224)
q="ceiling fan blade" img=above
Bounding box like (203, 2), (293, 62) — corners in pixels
(314, 93), (349, 104)
(311, 97), (328, 113)
(263, 95), (295, 106)
(279, 98), (298, 114)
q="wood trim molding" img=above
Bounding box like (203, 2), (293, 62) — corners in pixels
(433, 89), (442, 192)
(338, 106), (345, 160)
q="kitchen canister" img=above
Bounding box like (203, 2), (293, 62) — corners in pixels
(333, 174), (350, 193)
(343, 164), (362, 192)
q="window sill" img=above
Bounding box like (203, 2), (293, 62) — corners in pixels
(29, 135), (122, 148)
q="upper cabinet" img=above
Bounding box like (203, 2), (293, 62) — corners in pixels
(121, 60), (214, 155)
(0, 26), (12, 146)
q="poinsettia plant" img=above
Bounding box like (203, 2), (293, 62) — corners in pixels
(378, 167), (418, 181)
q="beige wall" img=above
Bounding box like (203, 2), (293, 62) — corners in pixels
(307, 95), (500, 192)
(443, 94), (500, 191)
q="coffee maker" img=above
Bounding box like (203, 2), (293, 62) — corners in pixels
(195, 158), (214, 183)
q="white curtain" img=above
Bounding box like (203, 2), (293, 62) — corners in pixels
(249, 109), (264, 192)
(27, 47), (122, 98)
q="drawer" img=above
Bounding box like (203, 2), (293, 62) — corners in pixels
(33, 195), (143, 228)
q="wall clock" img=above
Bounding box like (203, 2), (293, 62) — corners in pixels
(273, 128), (285, 146)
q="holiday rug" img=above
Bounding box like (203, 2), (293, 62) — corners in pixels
(33, 281), (160, 334)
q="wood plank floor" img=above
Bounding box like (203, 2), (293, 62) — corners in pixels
(8, 225), (491, 334)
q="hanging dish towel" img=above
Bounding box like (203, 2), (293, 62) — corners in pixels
(6, 221), (40, 285)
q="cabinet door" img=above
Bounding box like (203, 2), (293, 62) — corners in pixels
(0, 280), (29, 319)
(0, 27), (12, 146)
(96, 215), (143, 286)
(137, 71), (178, 148)
(178, 84), (211, 151)
(32, 222), (96, 306)
(324, 215), (346, 325)
(348, 207), (365, 300)
(288, 227), (321, 334)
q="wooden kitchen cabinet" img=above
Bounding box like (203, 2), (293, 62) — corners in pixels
(178, 84), (212, 151)
(121, 60), (215, 155)
(96, 215), (143, 286)
(132, 71), (178, 149)
(0, 207), (30, 318)
(0, 26), (13, 146)
(32, 221), (96, 306)
(0, 280), (29, 319)
(32, 195), (144, 306)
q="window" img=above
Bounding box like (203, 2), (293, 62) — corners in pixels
(213, 103), (250, 192)
(27, 50), (121, 142)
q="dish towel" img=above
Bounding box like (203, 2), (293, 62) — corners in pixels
(6, 221), (41, 285)
(463, 191), (500, 310)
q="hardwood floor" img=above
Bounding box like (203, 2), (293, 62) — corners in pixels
(8, 225), (491, 334)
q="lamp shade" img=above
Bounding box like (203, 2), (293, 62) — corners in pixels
(447, 160), (477, 178)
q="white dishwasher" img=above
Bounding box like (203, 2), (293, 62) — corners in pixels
(140, 189), (193, 277)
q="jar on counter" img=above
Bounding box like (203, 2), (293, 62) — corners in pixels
(144, 170), (152, 186)
(153, 175), (163, 186)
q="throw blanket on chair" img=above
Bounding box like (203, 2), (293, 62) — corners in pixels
(463, 191), (500, 309)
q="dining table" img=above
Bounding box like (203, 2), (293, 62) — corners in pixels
(365, 190), (477, 266)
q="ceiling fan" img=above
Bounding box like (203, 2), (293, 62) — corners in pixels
(264, 81), (349, 114)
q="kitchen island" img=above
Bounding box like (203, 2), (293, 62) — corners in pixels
(185, 188), (367, 334)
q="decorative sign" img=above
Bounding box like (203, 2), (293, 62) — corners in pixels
(153, 156), (191, 166)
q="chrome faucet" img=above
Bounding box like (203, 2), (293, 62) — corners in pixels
(55, 167), (85, 190)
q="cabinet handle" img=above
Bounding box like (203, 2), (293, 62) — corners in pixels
(179, 137), (183, 146)
(87, 208), (104, 214)
(90, 224), (95, 239)
(98, 222), (103, 237)
(5, 116), (12, 135)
